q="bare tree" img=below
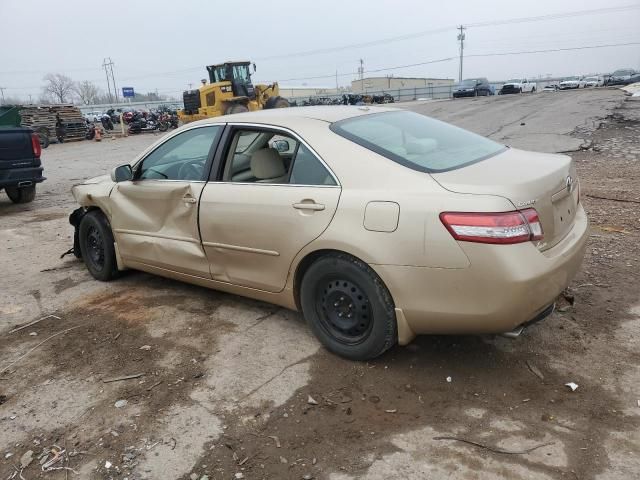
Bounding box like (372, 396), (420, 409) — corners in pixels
(42, 73), (75, 104)
(74, 80), (101, 105)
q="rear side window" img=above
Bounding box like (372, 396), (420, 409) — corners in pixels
(330, 111), (506, 173)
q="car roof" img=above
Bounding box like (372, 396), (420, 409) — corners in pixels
(190, 105), (399, 128)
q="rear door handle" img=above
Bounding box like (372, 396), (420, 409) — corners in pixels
(183, 195), (197, 204)
(293, 202), (325, 211)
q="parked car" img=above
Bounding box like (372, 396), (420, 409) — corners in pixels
(452, 78), (492, 97)
(609, 68), (637, 86)
(543, 84), (559, 92)
(68, 106), (588, 360)
(583, 76), (604, 87)
(499, 78), (537, 94)
(624, 73), (640, 85)
(559, 76), (586, 90)
(0, 106), (45, 203)
(84, 111), (102, 122)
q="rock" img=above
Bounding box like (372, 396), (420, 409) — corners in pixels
(234, 474), (244, 479)
(303, 475), (314, 480)
(200, 475), (209, 480)
(105, 460), (112, 469)
(307, 395), (318, 405)
(5, 452), (13, 459)
(190, 474), (198, 480)
(139, 345), (152, 350)
(29, 332), (38, 336)
(20, 450), (34, 468)
(446, 376), (452, 383)
(280, 456), (288, 464)
(114, 399), (128, 408)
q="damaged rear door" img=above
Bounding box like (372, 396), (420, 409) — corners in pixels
(109, 125), (222, 277)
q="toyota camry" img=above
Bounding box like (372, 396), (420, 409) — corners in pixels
(69, 106), (588, 360)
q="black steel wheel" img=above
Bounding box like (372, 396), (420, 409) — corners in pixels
(78, 210), (119, 281)
(300, 253), (397, 360)
(316, 278), (373, 345)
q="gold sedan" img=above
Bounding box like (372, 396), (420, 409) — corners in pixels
(70, 106), (588, 360)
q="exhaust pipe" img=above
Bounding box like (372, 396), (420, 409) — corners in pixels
(500, 303), (556, 339)
(18, 181), (33, 187)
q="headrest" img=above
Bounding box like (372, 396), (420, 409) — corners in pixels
(251, 148), (286, 179)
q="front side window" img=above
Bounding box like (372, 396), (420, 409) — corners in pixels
(331, 111), (505, 173)
(137, 126), (220, 181)
(222, 128), (336, 185)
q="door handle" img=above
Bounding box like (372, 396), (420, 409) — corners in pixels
(183, 195), (197, 204)
(293, 202), (325, 211)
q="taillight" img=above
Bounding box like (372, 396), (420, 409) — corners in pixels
(440, 208), (544, 244)
(31, 132), (41, 158)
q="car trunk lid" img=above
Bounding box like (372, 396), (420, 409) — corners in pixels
(431, 148), (579, 251)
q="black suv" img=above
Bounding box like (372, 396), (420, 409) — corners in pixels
(453, 78), (492, 97)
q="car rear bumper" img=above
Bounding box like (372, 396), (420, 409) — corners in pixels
(452, 91), (476, 97)
(0, 167), (45, 189)
(372, 204), (588, 340)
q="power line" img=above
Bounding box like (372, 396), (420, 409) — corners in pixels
(465, 41), (640, 58)
(253, 4), (639, 62)
(265, 41), (639, 84)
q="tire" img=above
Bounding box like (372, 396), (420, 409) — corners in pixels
(300, 253), (397, 361)
(6, 185), (36, 204)
(226, 104), (249, 115)
(36, 128), (50, 149)
(78, 210), (119, 281)
(158, 121), (168, 132)
(264, 96), (290, 109)
(531, 87), (536, 93)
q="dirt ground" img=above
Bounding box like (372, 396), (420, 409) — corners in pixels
(1, 89), (639, 480)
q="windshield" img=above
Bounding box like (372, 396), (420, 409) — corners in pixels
(585, 77), (598, 82)
(459, 79), (477, 87)
(613, 69), (633, 76)
(330, 111), (506, 173)
(506, 79), (521, 83)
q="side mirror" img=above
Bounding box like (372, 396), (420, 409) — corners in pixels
(111, 164), (133, 182)
(253, 63), (257, 73)
(272, 139), (290, 153)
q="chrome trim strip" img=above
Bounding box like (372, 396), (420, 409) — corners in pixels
(202, 241), (280, 257)
(114, 229), (200, 244)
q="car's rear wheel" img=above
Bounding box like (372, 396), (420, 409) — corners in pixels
(300, 253), (397, 361)
(6, 185), (36, 203)
(79, 210), (119, 281)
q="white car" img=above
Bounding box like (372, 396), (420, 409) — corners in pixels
(559, 77), (585, 90)
(583, 76), (604, 87)
(84, 112), (102, 122)
(499, 78), (537, 94)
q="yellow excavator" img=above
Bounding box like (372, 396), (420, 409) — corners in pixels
(178, 61), (289, 123)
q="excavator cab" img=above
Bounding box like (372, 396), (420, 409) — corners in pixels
(206, 62), (256, 100)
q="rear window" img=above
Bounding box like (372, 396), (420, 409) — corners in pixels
(330, 111), (506, 173)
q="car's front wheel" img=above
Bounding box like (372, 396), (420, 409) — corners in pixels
(79, 210), (120, 281)
(300, 253), (397, 361)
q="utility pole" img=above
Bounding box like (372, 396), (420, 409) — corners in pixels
(0, 87), (5, 104)
(109, 58), (118, 103)
(358, 59), (364, 92)
(335, 70), (338, 92)
(102, 57), (118, 104)
(457, 25), (466, 82)
(102, 58), (114, 103)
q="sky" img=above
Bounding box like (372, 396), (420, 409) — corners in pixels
(0, 0), (639, 102)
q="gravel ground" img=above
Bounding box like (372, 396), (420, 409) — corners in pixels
(0, 88), (638, 480)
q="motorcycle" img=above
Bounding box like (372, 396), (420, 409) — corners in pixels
(158, 112), (179, 132)
(128, 112), (159, 134)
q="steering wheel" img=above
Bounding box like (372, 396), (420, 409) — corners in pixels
(177, 160), (204, 180)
